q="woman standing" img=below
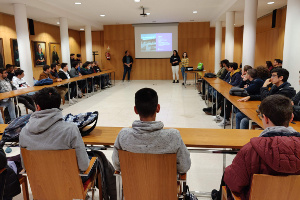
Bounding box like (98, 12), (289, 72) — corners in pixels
(180, 52), (189, 85)
(170, 50), (180, 83)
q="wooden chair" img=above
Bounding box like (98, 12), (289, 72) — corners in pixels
(21, 148), (102, 200)
(117, 150), (186, 200)
(222, 174), (300, 200)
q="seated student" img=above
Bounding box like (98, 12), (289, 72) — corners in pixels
(58, 63), (77, 103)
(80, 62), (94, 92)
(0, 147), (21, 200)
(266, 61), (273, 71)
(92, 61), (110, 89)
(19, 87), (89, 172)
(70, 61), (82, 78)
(273, 58), (282, 69)
(5, 64), (15, 81)
(112, 88), (191, 173)
(212, 95), (300, 200)
(39, 65), (67, 104)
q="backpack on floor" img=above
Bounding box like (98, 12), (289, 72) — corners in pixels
(185, 185), (198, 200)
(0, 114), (31, 148)
(64, 111), (98, 137)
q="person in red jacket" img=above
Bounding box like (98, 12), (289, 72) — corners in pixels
(212, 94), (300, 200)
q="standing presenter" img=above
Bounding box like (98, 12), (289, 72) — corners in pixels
(180, 52), (189, 85)
(122, 50), (133, 82)
(170, 50), (180, 83)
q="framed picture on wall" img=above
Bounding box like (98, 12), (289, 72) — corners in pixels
(0, 38), (4, 69)
(33, 41), (46, 67)
(10, 39), (20, 67)
(49, 43), (61, 64)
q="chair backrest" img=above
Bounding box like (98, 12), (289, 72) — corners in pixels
(0, 168), (7, 200)
(118, 150), (177, 200)
(250, 174), (300, 200)
(21, 148), (85, 200)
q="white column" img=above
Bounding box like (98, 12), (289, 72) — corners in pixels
(13, 4), (33, 86)
(225, 12), (235, 62)
(59, 17), (71, 69)
(85, 25), (93, 62)
(242, 0), (258, 68)
(283, 0), (300, 92)
(215, 21), (222, 73)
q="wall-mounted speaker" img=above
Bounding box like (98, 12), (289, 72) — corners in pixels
(28, 19), (35, 35)
(272, 9), (277, 28)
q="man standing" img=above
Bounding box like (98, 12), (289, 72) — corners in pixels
(52, 45), (59, 64)
(122, 50), (133, 82)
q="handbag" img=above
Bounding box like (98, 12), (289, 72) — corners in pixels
(229, 87), (249, 97)
(185, 185), (198, 200)
(0, 114), (31, 147)
(64, 111), (99, 136)
(293, 105), (300, 121)
(204, 73), (216, 78)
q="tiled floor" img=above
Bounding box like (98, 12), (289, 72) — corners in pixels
(11, 80), (236, 199)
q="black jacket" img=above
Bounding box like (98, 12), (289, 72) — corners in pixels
(170, 55), (180, 66)
(293, 91), (300, 106)
(122, 56), (133, 68)
(58, 70), (71, 80)
(239, 78), (264, 96)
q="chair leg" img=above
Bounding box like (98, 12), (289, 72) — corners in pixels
(98, 172), (102, 200)
(26, 108), (28, 114)
(19, 176), (29, 200)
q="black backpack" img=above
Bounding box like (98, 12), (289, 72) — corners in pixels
(204, 73), (217, 78)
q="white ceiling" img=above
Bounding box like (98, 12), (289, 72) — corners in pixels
(0, 0), (287, 31)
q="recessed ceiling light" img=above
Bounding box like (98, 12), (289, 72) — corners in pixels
(75, 2), (81, 5)
(146, 13), (150, 15)
(134, 0), (140, 2)
(193, 11), (197, 14)
(57, 22), (60, 25)
(267, 2), (275, 4)
(80, 28), (84, 30)
(100, 14), (105, 17)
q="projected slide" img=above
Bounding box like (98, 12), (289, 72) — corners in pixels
(141, 33), (172, 52)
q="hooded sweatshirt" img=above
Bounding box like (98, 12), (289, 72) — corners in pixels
(224, 126), (300, 200)
(112, 120), (191, 173)
(19, 108), (89, 171)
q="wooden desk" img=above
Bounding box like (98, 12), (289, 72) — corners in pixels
(203, 77), (224, 84)
(184, 70), (204, 89)
(0, 125), (261, 149)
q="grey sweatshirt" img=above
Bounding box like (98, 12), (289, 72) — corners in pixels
(19, 108), (89, 171)
(112, 120), (191, 173)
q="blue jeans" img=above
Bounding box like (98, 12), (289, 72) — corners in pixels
(122, 67), (131, 81)
(181, 67), (187, 83)
(235, 111), (249, 129)
(0, 99), (16, 124)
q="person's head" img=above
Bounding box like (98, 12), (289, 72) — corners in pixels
(259, 95), (293, 128)
(61, 63), (68, 71)
(255, 66), (270, 81)
(134, 88), (160, 121)
(38, 44), (42, 53)
(33, 87), (61, 111)
(182, 52), (188, 58)
(82, 62), (89, 69)
(70, 53), (75, 59)
(277, 59), (283, 67)
(77, 54), (81, 58)
(274, 59), (282, 67)
(43, 65), (51, 73)
(15, 69), (24, 78)
(125, 50), (129, 56)
(53, 46), (56, 51)
(0, 68), (8, 79)
(270, 68), (289, 86)
(72, 61), (78, 69)
(228, 62), (238, 72)
(266, 61), (273, 68)
(221, 59), (229, 69)
(50, 63), (57, 72)
(245, 68), (257, 81)
(6, 64), (13, 72)
(173, 50), (178, 56)
(243, 65), (252, 75)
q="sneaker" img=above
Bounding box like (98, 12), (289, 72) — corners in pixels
(173, 80), (175, 83)
(182, 83), (184, 85)
(211, 189), (219, 200)
(203, 107), (212, 112)
(212, 115), (223, 122)
(176, 80), (179, 83)
(72, 97), (78, 102)
(218, 119), (230, 126)
(69, 98), (74, 104)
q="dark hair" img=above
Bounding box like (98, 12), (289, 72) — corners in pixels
(0, 68), (6, 74)
(70, 53), (75, 56)
(61, 63), (67, 69)
(266, 61), (273, 68)
(275, 59), (282, 64)
(246, 68), (257, 78)
(125, 50), (128, 55)
(256, 66), (270, 80)
(33, 87), (61, 110)
(15, 69), (24, 76)
(243, 65), (252, 72)
(82, 62), (89, 68)
(72, 61), (79, 68)
(135, 88), (158, 118)
(173, 50), (178, 57)
(228, 62), (238, 70)
(221, 59), (229, 67)
(43, 65), (50, 71)
(6, 64), (12, 70)
(50, 63), (57, 70)
(182, 52), (188, 58)
(77, 54), (81, 57)
(259, 95), (293, 127)
(271, 68), (289, 82)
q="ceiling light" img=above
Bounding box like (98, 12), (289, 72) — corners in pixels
(57, 22), (60, 25)
(134, 0), (140, 2)
(100, 14), (105, 17)
(267, 2), (275, 4)
(80, 28), (84, 30)
(146, 13), (150, 15)
(193, 11), (197, 14)
(75, 2), (81, 5)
